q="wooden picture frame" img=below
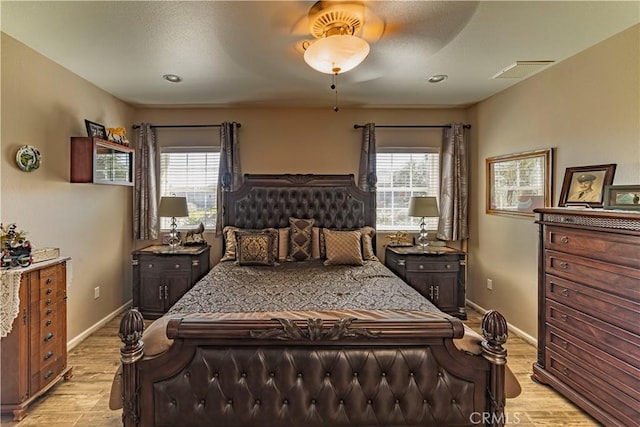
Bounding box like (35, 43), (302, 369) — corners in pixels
(603, 185), (640, 210)
(558, 164), (616, 208)
(486, 148), (554, 217)
(84, 119), (107, 139)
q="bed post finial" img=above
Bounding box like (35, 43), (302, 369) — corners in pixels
(481, 310), (507, 427)
(119, 308), (145, 427)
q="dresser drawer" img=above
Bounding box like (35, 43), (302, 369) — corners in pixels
(546, 300), (640, 369)
(545, 225), (640, 269)
(545, 250), (640, 301)
(545, 349), (639, 427)
(406, 259), (460, 273)
(546, 324), (639, 400)
(545, 275), (639, 334)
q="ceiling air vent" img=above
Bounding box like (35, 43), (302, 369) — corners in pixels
(492, 60), (555, 79)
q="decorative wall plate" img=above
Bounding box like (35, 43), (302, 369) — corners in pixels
(16, 145), (41, 172)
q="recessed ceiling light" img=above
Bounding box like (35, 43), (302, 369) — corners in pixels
(428, 74), (448, 83)
(162, 74), (182, 83)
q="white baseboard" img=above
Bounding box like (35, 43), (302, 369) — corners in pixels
(67, 300), (132, 351)
(466, 300), (537, 347)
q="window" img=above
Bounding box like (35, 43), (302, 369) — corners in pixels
(159, 148), (219, 230)
(376, 150), (440, 231)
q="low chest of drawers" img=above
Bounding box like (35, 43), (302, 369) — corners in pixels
(385, 245), (467, 319)
(132, 245), (210, 319)
(1, 258), (72, 421)
(532, 208), (639, 426)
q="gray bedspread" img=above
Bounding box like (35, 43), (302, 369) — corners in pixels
(167, 259), (440, 315)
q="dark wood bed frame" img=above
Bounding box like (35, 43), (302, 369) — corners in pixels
(118, 174), (508, 426)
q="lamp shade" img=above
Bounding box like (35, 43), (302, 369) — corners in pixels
(158, 196), (189, 218)
(408, 197), (439, 218)
(303, 34), (370, 74)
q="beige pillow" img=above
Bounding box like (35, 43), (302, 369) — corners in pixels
(235, 229), (278, 266)
(220, 226), (240, 261)
(311, 227), (321, 259)
(278, 228), (289, 261)
(288, 217), (314, 261)
(323, 229), (364, 266)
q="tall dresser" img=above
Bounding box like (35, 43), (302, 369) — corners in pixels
(532, 208), (639, 426)
(0, 258), (72, 421)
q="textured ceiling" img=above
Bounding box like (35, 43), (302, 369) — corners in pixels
(2, 1), (638, 108)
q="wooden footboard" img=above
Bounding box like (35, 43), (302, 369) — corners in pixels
(119, 310), (507, 427)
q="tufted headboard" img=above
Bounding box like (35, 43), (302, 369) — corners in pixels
(222, 174), (376, 230)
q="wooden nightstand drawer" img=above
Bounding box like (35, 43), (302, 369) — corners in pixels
(406, 259), (459, 273)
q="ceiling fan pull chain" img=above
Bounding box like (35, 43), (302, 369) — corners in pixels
(332, 70), (339, 112)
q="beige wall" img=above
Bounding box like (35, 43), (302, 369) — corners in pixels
(1, 34), (136, 341)
(467, 24), (640, 339)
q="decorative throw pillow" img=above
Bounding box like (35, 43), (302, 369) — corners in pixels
(235, 229), (278, 266)
(220, 226), (240, 261)
(319, 227), (378, 260)
(311, 227), (321, 259)
(288, 217), (314, 261)
(323, 229), (364, 266)
(278, 228), (289, 261)
(360, 226), (378, 261)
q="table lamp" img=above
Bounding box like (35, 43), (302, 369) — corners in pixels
(408, 196), (439, 248)
(158, 196), (189, 249)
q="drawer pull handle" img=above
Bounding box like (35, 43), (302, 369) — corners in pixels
(562, 341), (569, 349)
(46, 278), (53, 284)
(560, 314), (568, 322)
(428, 286), (434, 300)
(46, 309), (53, 315)
(44, 332), (54, 342)
(46, 288), (53, 295)
(165, 285), (169, 300)
(147, 264), (154, 269)
(560, 236), (569, 244)
(159, 286), (164, 300)
(559, 262), (569, 269)
(46, 319), (52, 326)
(418, 265), (424, 270)
(562, 367), (569, 376)
(46, 298), (52, 305)
(44, 370), (54, 380)
(561, 289), (569, 297)
(434, 285), (439, 301)
(44, 351), (54, 361)
(175, 264), (180, 269)
(397, 260), (406, 266)
(445, 264), (451, 269)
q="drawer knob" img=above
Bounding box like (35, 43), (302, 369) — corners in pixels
(559, 262), (569, 269)
(445, 264), (451, 269)
(397, 260), (406, 266)
(147, 264), (154, 269)
(418, 265), (424, 270)
(44, 370), (54, 380)
(560, 314), (568, 322)
(562, 341), (569, 349)
(561, 289), (569, 297)
(560, 236), (569, 244)
(44, 351), (54, 361)
(46, 278), (53, 284)
(46, 319), (52, 326)
(175, 264), (180, 269)
(46, 298), (52, 305)
(44, 332), (54, 342)
(562, 367), (569, 376)
(46, 288), (53, 295)
(46, 309), (53, 315)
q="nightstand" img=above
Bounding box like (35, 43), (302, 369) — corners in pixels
(131, 245), (210, 319)
(385, 245), (467, 319)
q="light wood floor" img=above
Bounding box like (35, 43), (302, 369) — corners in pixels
(1, 308), (600, 426)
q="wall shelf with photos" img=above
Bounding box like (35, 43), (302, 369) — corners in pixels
(70, 137), (135, 186)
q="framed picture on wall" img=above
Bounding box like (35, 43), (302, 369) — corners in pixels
(486, 148), (554, 217)
(558, 164), (616, 208)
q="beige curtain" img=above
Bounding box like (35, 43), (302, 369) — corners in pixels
(133, 123), (158, 240)
(357, 123), (376, 191)
(438, 123), (469, 241)
(216, 122), (242, 234)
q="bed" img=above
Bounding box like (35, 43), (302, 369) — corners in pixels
(115, 174), (517, 426)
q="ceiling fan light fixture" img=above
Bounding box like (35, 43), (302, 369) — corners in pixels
(162, 74), (183, 83)
(428, 74), (448, 83)
(303, 34), (370, 74)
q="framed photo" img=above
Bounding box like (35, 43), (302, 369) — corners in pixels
(486, 148), (554, 217)
(558, 164), (616, 208)
(85, 119), (107, 139)
(603, 185), (640, 210)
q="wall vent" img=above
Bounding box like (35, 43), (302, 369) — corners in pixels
(491, 60), (555, 79)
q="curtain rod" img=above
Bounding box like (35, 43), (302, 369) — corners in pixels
(353, 124), (471, 129)
(132, 123), (241, 129)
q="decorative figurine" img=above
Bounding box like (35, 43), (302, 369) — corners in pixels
(1, 223), (33, 268)
(184, 222), (206, 245)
